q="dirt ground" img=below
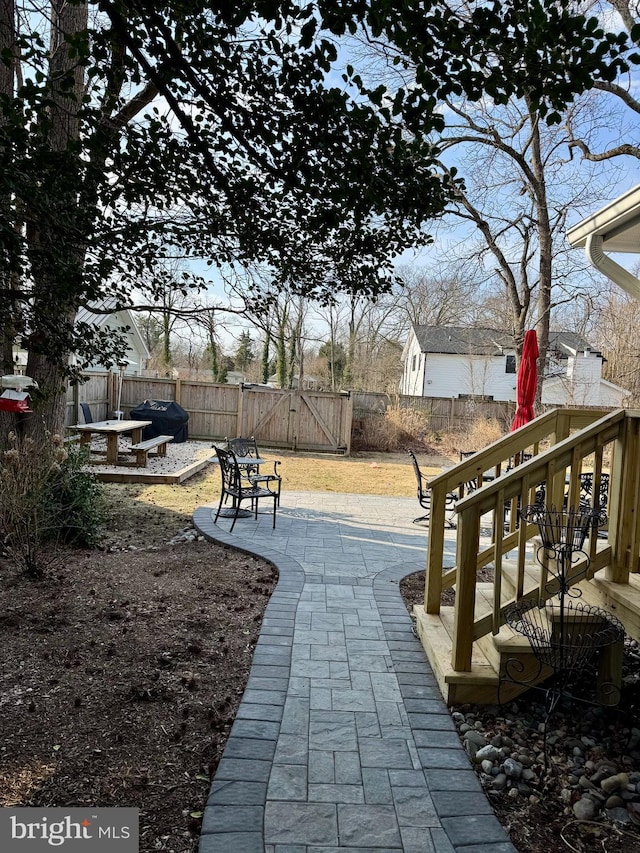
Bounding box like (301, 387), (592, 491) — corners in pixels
(0, 493), (277, 852)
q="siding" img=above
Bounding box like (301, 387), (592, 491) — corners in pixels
(400, 333), (425, 396)
(423, 353), (517, 401)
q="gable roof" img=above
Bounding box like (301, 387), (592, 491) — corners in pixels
(411, 326), (596, 358)
(76, 301), (150, 361)
(412, 326), (511, 356)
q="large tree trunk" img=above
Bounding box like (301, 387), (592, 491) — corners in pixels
(24, 2), (89, 436)
(0, 0), (16, 377)
(528, 104), (551, 407)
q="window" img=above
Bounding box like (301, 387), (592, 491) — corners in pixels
(412, 354), (417, 371)
(505, 355), (516, 374)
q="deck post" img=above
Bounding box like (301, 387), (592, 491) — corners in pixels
(424, 484), (447, 614)
(451, 504), (481, 672)
(608, 413), (639, 582)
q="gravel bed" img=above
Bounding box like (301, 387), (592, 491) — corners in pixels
(85, 438), (213, 475)
(453, 638), (640, 849)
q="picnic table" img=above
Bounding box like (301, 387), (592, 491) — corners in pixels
(73, 419), (152, 465)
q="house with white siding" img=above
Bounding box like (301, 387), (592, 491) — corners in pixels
(73, 304), (149, 376)
(13, 303), (149, 377)
(400, 325), (628, 408)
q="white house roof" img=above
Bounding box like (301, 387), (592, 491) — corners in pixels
(600, 377), (630, 395)
(76, 301), (150, 361)
(412, 326), (509, 355)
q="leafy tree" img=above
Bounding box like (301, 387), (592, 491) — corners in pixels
(566, 0), (640, 163)
(318, 340), (347, 389)
(275, 307), (288, 390)
(261, 333), (271, 385)
(0, 0), (634, 435)
(0, 0), (449, 434)
(234, 331), (255, 373)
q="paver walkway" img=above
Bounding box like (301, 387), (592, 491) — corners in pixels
(193, 492), (517, 853)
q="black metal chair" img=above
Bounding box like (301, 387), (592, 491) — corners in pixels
(579, 472), (609, 512)
(407, 450), (458, 528)
(227, 436), (282, 506)
(214, 446), (277, 532)
(80, 402), (94, 423)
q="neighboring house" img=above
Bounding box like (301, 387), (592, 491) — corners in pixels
(400, 325), (628, 408)
(72, 305), (149, 376)
(12, 304), (149, 377)
(268, 373), (321, 390)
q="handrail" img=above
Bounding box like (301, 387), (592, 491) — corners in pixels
(455, 408), (624, 514)
(425, 407), (609, 614)
(423, 407), (639, 675)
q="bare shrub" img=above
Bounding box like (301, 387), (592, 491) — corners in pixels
(456, 417), (506, 453)
(356, 405), (430, 451)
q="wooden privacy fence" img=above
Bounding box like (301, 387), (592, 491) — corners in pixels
(353, 392), (516, 432)
(66, 375), (353, 454)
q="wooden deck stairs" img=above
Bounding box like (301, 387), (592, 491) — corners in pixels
(412, 407), (640, 706)
(414, 567), (555, 705)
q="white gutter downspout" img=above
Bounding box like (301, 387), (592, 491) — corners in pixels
(586, 234), (640, 300)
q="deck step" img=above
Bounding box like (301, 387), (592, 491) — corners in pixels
(413, 605), (541, 705)
(578, 571), (640, 642)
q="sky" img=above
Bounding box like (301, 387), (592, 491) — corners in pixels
(133, 3), (640, 357)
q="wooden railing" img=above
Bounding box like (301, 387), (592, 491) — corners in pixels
(424, 408), (640, 673)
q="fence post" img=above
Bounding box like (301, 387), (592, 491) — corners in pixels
(342, 391), (353, 455)
(72, 383), (79, 425)
(237, 384), (245, 438)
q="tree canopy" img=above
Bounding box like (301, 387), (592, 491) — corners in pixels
(0, 0), (636, 428)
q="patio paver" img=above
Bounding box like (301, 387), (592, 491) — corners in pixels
(194, 491), (516, 853)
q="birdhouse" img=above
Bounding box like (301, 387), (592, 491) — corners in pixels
(0, 389), (32, 413)
(0, 375), (38, 413)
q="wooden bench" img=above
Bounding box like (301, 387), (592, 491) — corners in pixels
(129, 435), (174, 467)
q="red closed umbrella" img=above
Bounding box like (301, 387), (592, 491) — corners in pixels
(511, 330), (539, 431)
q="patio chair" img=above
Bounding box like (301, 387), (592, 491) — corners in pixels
(407, 450), (458, 528)
(227, 436), (282, 506)
(214, 446), (277, 532)
(80, 402), (94, 424)
(579, 472), (609, 512)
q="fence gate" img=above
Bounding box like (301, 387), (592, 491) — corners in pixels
(240, 386), (352, 453)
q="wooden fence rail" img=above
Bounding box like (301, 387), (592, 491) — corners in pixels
(66, 375), (353, 454)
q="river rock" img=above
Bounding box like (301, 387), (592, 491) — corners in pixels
(491, 773), (508, 791)
(601, 772), (629, 794)
(474, 744), (500, 763)
(573, 797), (597, 820)
(606, 807), (631, 824)
(504, 758), (523, 780)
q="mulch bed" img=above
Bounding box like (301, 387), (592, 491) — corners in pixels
(0, 540), (277, 852)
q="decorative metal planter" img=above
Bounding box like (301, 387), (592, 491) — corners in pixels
(503, 505), (624, 716)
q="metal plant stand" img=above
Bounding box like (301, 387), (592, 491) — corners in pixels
(502, 505), (624, 733)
